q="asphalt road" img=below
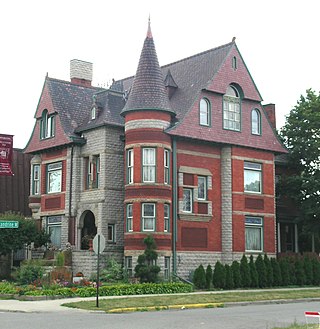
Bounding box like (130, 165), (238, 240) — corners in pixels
(1, 300), (319, 329)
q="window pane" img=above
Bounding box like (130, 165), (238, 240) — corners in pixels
(143, 204), (155, 216)
(183, 189), (192, 212)
(244, 170), (261, 193)
(198, 176), (206, 200)
(245, 227), (262, 251)
(48, 170), (61, 193)
(49, 225), (61, 248)
(200, 99), (209, 126)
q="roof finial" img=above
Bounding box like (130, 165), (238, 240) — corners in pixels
(147, 15), (152, 39)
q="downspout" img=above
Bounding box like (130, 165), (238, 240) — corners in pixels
(69, 146), (74, 245)
(172, 138), (177, 275)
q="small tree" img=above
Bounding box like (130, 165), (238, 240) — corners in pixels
(134, 235), (160, 283)
(255, 254), (267, 288)
(213, 261), (226, 289)
(231, 260), (242, 288)
(240, 255), (251, 288)
(225, 264), (234, 290)
(193, 264), (206, 289)
(264, 254), (274, 287)
(205, 264), (213, 290)
(295, 259), (306, 286)
(303, 256), (313, 285)
(271, 258), (282, 286)
(249, 255), (258, 288)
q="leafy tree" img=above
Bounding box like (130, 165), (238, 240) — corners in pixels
(0, 212), (50, 256)
(271, 257), (282, 286)
(193, 264), (206, 289)
(264, 254), (274, 287)
(225, 264), (234, 290)
(212, 261), (226, 289)
(249, 255), (258, 288)
(134, 235), (160, 283)
(255, 254), (267, 288)
(280, 89), (320, 242)
(205, 264), (213, 289)
(231, 260), (242, 288)
(240, 255), (251, 288)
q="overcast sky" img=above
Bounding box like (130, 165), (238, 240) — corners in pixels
(1, 0), (320, 149)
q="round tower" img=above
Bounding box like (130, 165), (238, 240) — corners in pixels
(121, 20), (176, 278)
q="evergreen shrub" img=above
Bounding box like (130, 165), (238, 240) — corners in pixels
(205, 264), (213, 289)
(249, 255), (258, 288)
(255, 254), (267, 288)
(240, 255), (251, 288)
(231, 260), (242, 288)
(193, 264), (206, 289)
(213, 261), (226, 289)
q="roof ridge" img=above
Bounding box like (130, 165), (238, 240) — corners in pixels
(47, 76), (103, 91)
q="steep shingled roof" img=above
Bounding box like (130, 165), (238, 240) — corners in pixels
(121, 21), (174, 116)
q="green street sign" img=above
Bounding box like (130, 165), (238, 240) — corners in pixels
(0, 221), (19, 229)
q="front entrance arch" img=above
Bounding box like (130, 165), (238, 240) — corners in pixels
(80, 211), (97, 250)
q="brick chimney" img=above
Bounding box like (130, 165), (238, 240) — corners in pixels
(70, 59), (92, 87)
(264, 103), (276, 129)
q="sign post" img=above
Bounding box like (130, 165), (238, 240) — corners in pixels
(93, 233), (106, 308)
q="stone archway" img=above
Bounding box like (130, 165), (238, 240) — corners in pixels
(80, 210), (97, 250)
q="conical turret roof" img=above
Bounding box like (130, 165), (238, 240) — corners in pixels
(121, 21), (175, 116)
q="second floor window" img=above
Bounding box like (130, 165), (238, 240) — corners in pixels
(198, 176), (207, 200)
(164, 204), (170, 232)
(127, 149), (134, 184)
(85, 155), (100, 189)
(143, 148), (156, 183)
(127, 204), (133, 232)
(47, 162), (62, 194)
(164, 149), (170, 184)
(142, 203), (155, 231)
(244, 162), (262, 194)
(183, 188), (193, 213)
(32, 164), (40, 195)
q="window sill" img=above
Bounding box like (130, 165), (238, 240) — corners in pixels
(179, 213), (212, 222)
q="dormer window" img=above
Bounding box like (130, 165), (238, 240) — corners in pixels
(223, 85), (241, 131)
(40, 109), (55, 139)
(251, 109), (261, 135)
(199, 98), (210, 126)
(91, 107), (96, 120)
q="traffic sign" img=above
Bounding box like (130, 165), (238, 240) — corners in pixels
(93, 234), (106, 255)
(0, 221), (19, 229)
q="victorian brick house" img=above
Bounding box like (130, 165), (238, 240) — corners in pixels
(24, 23), (287, 278)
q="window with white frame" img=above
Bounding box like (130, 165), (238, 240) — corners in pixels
(223, 85), (241, 131)
(125, 256), (133, 277)
(91, 106), (96, 120)
(40, 110), (55, 139)
(164, 204), (170, 232)
(244, 162), (262, 193)
(127, 204), (133, 232)
(47, 216), (62, 248)
(92, 155), (100, 188)
(164, 256), (170, 280)
(164, 149), (170, 184)
(142, 148), (156, 183)
(200, 98), (210, 126)
(142, 203), (155, 231)
(108, 224), (115, 242)
(183, 188), (193, 212)
(251, 109), (261, 135)
(32, 164), (40, 195)
(47, 162), (62, 194)
(127, 149), (134, 184)
(245, 216), (263, 252)
(198, 176), (207, 200)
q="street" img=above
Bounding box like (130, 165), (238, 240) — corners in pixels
(1, 300), (319, 329)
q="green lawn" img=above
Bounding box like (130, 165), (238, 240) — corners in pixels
(62, 288), (320, 313)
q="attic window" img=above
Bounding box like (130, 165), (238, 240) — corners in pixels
(91, 107), (96, 120)
(232, 56), (237, 70)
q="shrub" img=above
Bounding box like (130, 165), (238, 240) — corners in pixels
(249, 256), (258, 288)
(17, 260), (44, 285)
(55, 252), (65, 267)
(312, 258), (320, 285)
(240, 255), (251, 288)
(225, 264), (234, 290)
(271, 258), (282, 286)
(213, 261), (226, 289)
(295, 259), (306, 286)
(279, 258), (290, 286)
(264, 254), (274, 287)
(205, 264), (213, 290)
(303, 256), (313, 285)
(193, 264), (206, 289)
(255, 254), (267, 288)
(231, 260), (242, 288)
(100, 257), (123, 283)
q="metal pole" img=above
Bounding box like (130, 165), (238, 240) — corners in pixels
(96, 235), (100, 308)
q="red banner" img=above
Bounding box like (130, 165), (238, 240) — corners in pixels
(0, 134), (13, 176)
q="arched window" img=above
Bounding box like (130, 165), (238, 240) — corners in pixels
(251, 109), (261, 135)
(199, 98), (210, 126)
(223, 85), (241, 131)
(40, 109), (55, 139)
(91, 106), (96, 120)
